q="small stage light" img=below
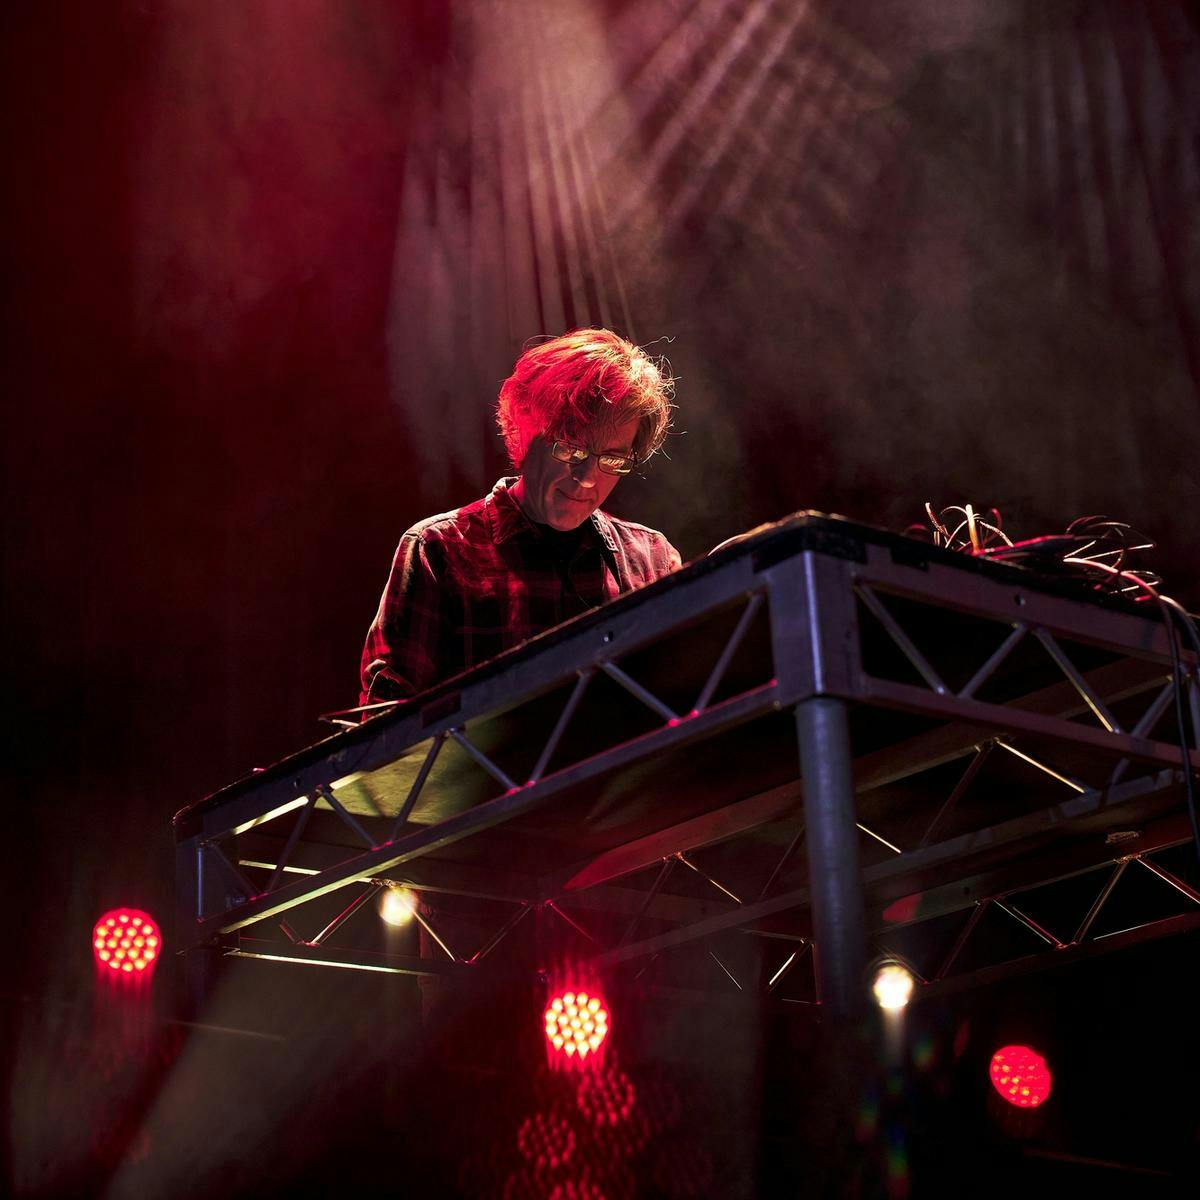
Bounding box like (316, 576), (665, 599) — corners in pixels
(93, 909), (160, 976)
(544, 989), (610, 1062)
(989, 1044), (1052, 1108)
(871, 961), (915, 1011)
(379, 885), (418, 926)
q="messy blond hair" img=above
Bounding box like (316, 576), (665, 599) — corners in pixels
(496, 329), (674, 469)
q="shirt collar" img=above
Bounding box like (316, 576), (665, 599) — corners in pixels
(486, 477), (618, 553)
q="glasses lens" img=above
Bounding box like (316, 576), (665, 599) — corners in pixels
(598, 455), (634, 476)
(551, 440), (634, 475)
(550, 440), (587, 464)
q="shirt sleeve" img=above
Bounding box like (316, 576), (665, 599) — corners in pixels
(359, 531), (446, 705)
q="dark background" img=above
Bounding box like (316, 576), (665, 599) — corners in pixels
(3, 2), (1199, 1195)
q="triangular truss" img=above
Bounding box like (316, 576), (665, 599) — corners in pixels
(173, 514), (1199, 1014)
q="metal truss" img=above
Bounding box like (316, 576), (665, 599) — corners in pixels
(174, 514), (1200, 1018)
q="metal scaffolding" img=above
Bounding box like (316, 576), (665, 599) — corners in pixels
(174, 514), (1200, 1020)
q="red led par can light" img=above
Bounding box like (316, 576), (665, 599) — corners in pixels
(543, 988), (610, 1067)
(989, 1044), (1052, 1109)
(93, 909), (161, 978)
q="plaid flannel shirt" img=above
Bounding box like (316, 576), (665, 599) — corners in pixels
(360, 478), (681, 704)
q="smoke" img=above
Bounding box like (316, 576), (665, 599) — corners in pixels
(379, 0), (1200, 592)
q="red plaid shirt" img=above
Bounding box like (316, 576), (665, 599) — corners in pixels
(360, 478), (681, 704)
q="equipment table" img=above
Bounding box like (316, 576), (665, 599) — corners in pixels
(174, 514), (1200, 1018)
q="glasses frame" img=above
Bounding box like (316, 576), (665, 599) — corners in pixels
(548, 439), (638, 477)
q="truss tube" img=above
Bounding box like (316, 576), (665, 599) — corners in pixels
(529, 669), (593, 784)
(856, 586), (948, 695)
(1111, 680), (1178, 785)
(1073, 859), (1129, 943)
(756, 817), (806, 901)
(468, 903), (531, 964)
(448, 729), (518, 793)
(767, 945), (806, 992)
(1132, 680), (1177, 739)
(861, 677), (1200, 774)
(693, 591), (764, 712)
(598, 661), (678, 723)
(317, 785), (377, 849)
(676, 851), (742, 904)
(958, 624), (1026, 700)
(390, 732), (446, 840)
(176, 839), (224, 1017)
(228, 939), (464, 977)
(993, 900), (1064, 948)
(209, 841), (258, 904)
(1032, 628), (1121, 733)
(709, 950), (743, 991)
(545, 899), (601, 946)
(309, 884), (377, 947)
(618, 856), (675, 948)
(995, 740), (1087, 793)
(191, 842), (205, 922)
(267, 794), (316, 894)
(1135, 855), (1200, 906)
(919, 743), (991, 847)
(795, 696), (867, 1020)
(412, 907), (458, 962)
(934, 900), (989, 981)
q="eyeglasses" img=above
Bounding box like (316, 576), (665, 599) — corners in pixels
(548, 439), (638, 476)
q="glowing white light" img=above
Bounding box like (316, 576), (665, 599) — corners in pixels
(872, 962), (916, 1011)
(379, 886), (418, 927)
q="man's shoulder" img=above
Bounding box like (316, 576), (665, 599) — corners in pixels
(597, 510), (673, 545)
(402, 494), (493, 544)
(595, 509), (681, 578)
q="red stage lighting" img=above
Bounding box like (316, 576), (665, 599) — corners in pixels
(576, 1064), (636, 1128)
(516, 1112), (576, 1171)
(544, 989), (610, 1062)
(989, 1044), (1052, 1109)
(93, 909), (161, 977)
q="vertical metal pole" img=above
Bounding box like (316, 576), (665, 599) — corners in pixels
(175, 836), (223, 1021)
(795, 696), (866, 1021)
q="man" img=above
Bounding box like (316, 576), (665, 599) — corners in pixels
(360, 328), (681, 706)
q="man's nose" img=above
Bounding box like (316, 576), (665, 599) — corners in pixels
(570, 456), (602, 487)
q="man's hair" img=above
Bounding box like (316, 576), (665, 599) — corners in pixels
(496, 328), (674, 469)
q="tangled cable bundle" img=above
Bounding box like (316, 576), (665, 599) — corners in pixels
(908, 505), (1161, 598)
(909, 502), (1200, 867)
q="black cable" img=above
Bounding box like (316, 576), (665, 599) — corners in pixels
(1160, 597), (1200, 870)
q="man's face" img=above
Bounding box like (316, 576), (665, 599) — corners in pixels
(513, 415), (640, 531)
